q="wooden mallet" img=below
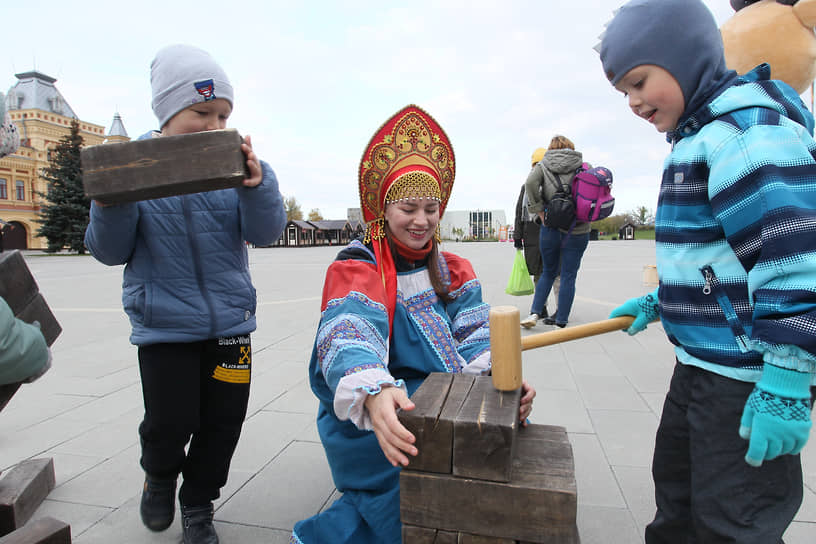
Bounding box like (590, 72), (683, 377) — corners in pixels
(489, 306), (636, 391)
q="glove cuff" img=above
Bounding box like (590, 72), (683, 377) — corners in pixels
(758, 364), (812, 398)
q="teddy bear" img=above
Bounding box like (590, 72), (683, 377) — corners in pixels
(721, 0), (816, 95)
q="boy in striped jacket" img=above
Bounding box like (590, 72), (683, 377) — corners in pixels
(599, 0), (816, 542)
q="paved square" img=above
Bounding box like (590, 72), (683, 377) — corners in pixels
(1, 240), (813, 543)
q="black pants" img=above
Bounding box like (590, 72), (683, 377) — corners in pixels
(646, 361), (815, 544)
(138, 335), (251, 507)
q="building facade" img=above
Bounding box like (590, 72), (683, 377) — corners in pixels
(439, 209), (508, 241)
(1, 71), (128, 250)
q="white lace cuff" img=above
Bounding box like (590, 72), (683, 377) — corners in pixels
(462, 351), (491, 376)
(333, 367), (406, 430)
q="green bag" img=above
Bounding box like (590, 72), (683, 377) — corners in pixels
(505, 249), (535, 296)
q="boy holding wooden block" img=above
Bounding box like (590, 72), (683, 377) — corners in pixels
(84, 44), (286, 544)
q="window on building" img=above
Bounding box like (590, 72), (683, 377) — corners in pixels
(0, 179), (7, 199)
(16, 180), (25, 201)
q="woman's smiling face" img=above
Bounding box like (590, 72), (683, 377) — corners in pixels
(384, 197), (441, 250)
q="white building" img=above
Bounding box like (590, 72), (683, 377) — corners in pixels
(440, 209), (507, 241)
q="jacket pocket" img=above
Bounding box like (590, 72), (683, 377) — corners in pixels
(123, 283), (148, 327)
(699, 265), (751, 353)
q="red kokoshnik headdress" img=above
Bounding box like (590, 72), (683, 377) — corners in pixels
(358, 104), (455, 242)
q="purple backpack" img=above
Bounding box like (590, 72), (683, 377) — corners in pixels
(571, 164), (615, 222)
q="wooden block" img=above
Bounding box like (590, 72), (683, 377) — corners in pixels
(0, 460), (56, 536)
(399, 373), (475, 474)
(0, 517), (71, 544)
(14, 295), (61, 348)
(0, 251), (38, 314)
(400, 425), (578, 544)
(81, 128), (248, 205)
(402, 524), (437, 544)
(458, 533), (518, 544)
(453, 376), (521, 482)
(0, 384), (22, 413)
(402, 525), (460, 544)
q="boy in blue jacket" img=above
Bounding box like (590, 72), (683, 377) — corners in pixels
(599, 0), (816, 542)
(84, 44), (286, 544)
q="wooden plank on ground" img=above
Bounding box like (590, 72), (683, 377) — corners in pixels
(400, 424), (578, 543)
(0, 251), (38, 314)
(0, 517), (71, 544)
(14, 295), (61, 347)
(81, 128), (248, 205)
(0, 460), (56, 536)
(453, 376), (520, 482)
(0, 385), (21, 413)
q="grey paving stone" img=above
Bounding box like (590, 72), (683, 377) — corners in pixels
(570, 433), (626, 508)
(49, 418), (139, 459)
(576, 504), (642, 544)
(532, 389), (594, 434)
(612, 356), (674, 394)
(522, 353), (577, 392)
(47, 444), (142, 507)
(230, 410), (316, 473)
(611, 465), (656, 532)
(575, 375), (651, 412)
(589, 409), (659, 468)
(43, 452), (106, 487)
(639, 392), (666, 417)
(0, 417), (97, 470)
(216, 440), (333, 531)
(71, 496), (182, 544)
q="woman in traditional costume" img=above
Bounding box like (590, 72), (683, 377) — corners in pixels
(290, 105), (535, 544)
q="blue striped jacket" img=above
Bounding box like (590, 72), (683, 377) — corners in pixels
(656, 65), (816, 382)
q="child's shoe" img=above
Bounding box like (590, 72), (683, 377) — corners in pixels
(140, 475), (177, 531)
(182, 503), (219, 544)
(520, 313), (539, 329)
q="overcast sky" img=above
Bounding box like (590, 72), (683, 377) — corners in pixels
(3, 1), (765, 223)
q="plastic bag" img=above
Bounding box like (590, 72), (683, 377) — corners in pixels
(505, 249), (535, 296)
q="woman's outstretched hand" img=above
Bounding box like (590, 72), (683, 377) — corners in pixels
(365, 387), (417, 467)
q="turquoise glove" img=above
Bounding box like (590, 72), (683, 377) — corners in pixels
(739, 364), (812, 467)
(608, 288), (659, 336)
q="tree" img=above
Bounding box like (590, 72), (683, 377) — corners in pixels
(284, 196), (303, 221)
(36, 118), (89, 254)
(307, 208), (323, 221)
(592, 213), (628, 235)
(631, 205), (654, 226)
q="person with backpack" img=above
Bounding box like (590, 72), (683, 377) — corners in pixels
(515, 147), (559, 316)
(520, 135), (589, 329)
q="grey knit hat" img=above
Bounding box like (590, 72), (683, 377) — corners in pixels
(150, 44), (234, 128)
(599, 0), (728, 115)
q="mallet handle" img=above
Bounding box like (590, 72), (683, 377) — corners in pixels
(521, 316), (636, 351)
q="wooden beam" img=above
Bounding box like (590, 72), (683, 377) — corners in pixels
(453, 377), (520, 483)
(0, 517), (71, 544)
(0, 460), (56, 536)
(81, 128), (248, 205)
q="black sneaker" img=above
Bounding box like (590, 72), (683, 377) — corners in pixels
(140, 476), (176, 532)
(543, 316), (556, 325)
(555, 322), (567, 328)
(182, 503), (219, 544)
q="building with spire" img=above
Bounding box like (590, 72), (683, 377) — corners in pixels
(0, 71), (129, 250)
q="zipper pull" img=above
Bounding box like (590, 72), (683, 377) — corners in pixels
(703, 268), (713, 295)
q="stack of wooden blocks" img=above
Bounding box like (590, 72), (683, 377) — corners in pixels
(398, 373), (579, 544)
(0, 250), (70, 543)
